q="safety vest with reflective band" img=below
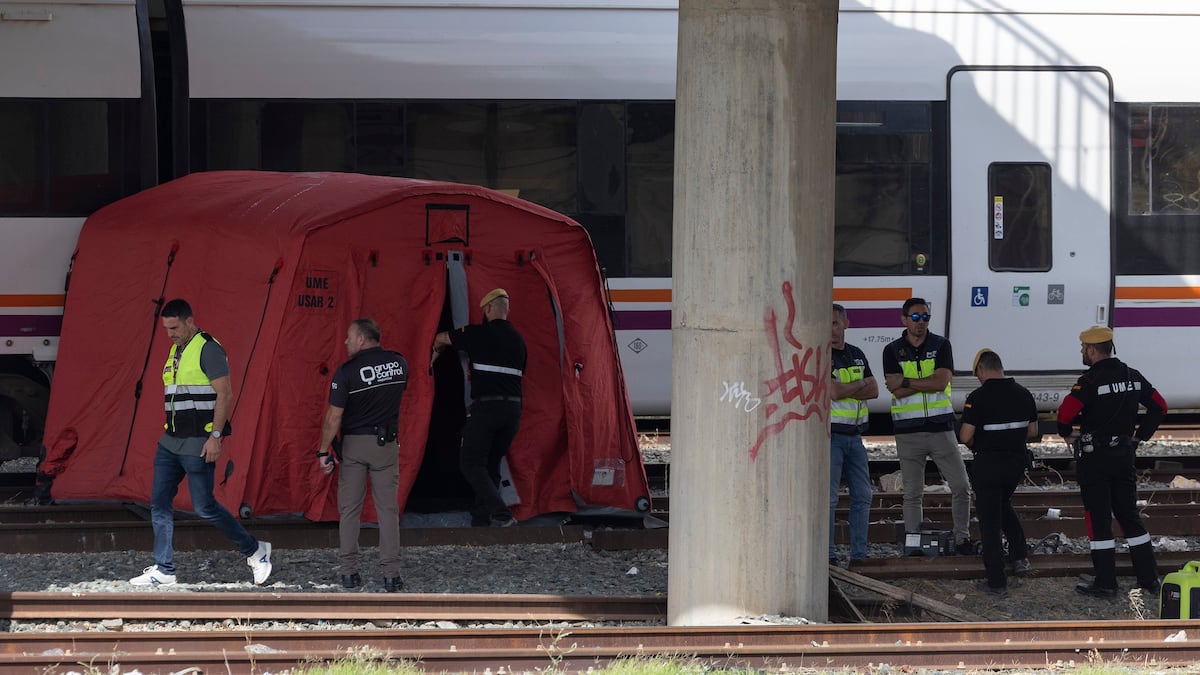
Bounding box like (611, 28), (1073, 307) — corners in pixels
(831, 345), (870, 435)
(162, 332), (231, 438)
(886, 333), (954, 430)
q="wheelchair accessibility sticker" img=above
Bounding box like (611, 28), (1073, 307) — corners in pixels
(971, 286), (988, 307)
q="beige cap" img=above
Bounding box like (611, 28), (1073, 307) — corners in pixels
(479, 288), (508, 308)
(972, 347), (995, 373)
(1079, 325), (1114, 344)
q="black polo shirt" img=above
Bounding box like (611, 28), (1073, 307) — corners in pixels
(329, 346), (408, 433)
(961, 377), (1037, 453)
(449, 319), (526, 399)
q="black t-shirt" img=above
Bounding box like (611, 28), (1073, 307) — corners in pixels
(449, 319), (527, 399)
(329, 346), (408, 432)
(961, 377), (1037, 453)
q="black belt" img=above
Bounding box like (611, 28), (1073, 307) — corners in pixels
(475, 395), (522, 403)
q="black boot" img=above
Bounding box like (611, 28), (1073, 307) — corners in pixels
(1078, 548), (1118, 597)
(1129, 541), (1160, 591)
(383, 577), (403, 593)
(341, 573), (361, 589)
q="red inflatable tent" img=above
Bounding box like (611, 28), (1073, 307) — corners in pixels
(40, 171), (650, 522)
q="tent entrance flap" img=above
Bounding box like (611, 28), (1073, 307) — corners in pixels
(410, 262), (472, 512)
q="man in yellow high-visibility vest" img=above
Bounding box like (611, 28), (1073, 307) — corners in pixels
(882, 297), (972, 555)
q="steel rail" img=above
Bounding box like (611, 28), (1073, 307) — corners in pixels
(846, 550), (1200, 579)
(0, 592), (666, 622)
(4, 621), (1199, 672)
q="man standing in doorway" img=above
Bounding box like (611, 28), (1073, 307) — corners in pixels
(829, 304), (877, 566)
(129, 298), (273, 586)
(882, 297), (973, 554)
(317, 319), (408, 592)
(958, 348), (1038, 596)
(432, 288), (527, 527)
(1058, 326), (1166, 598)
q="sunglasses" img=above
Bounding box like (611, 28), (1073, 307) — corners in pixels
(908, 313), (931, 322)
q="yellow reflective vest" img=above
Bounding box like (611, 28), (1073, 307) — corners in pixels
(885, 333), (954, 430)
(162, 332), (230, 438)
(831, 344), (870, 434)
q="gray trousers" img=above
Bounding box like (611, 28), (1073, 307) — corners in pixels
(895, 430), (971, 542)
(338, 434), (401, 577)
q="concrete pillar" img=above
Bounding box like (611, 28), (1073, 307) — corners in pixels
(667, 0), (838, 625)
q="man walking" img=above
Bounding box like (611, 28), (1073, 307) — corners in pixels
(432, 288), (527, 527)
(317, 318), (409, 592)
(882, 297), (973, 554)
(1058, 326), (1166, 598)
(130, 298), (272, 586)
(829, 304), (877, 566)
(958, 348), (1038, 596)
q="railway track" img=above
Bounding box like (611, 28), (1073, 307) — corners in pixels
(3, 487), (1200, 552)
(0, 592), (666, 622)
(4, 620), (1198, 672)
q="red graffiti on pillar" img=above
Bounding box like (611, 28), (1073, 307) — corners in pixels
(749, 281), (828, 460)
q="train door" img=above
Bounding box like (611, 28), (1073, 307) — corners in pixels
(948, 68), (1113, 371)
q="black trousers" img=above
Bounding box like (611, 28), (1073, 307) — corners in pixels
(460, 399), (521, 523)
(969, 451), (1028, 588)
(1077, 449), (1158, 588)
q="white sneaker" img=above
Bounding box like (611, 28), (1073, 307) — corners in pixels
(247, 540), (272, 585)
(130, 565), (176, 586)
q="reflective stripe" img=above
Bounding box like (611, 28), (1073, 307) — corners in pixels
(889, 352), (953, 427)
(164, 400), (217, 412)
(1126, 532), (1152, 546)
(164, 384), (216, 395)
(474, 363), (524, 377)
(1089, 538), (1117, 550)
(1098, 381), (1142, 395)
(831, 365), (869, 428)
(982, 421), (1029, 431)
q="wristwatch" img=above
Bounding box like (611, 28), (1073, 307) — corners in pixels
(901, 377), (911, 389)
(210, 430), (222, 439)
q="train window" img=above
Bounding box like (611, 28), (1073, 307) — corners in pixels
(578, 103), (625, 215)
(1128, 104), (1200, 214)
(0, 100), (139, 216)
(407, 102), (576, 214)
(987, 163), (1051, 272)
(834, 103), (934, 276)
(627, 102), (674, 277)
(1116, 103), (1200, 275)
(355, 102), (406, 176)
(195, 101), (353, 172)
(576, 214), (626, 277)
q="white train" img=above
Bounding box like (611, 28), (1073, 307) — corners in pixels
(2, 1), (1200, 447)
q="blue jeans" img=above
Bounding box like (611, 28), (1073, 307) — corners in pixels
(830, 433), (872, 559)
(150, 443), (258, 574)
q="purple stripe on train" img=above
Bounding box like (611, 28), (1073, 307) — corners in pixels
(613, 310), (671, 331)
(845, 307), (905, 329)
(0, 315), (63, 337)
(1113, 307), (1200, 327)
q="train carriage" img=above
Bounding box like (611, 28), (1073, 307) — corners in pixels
(3, 0), (1200, 445)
